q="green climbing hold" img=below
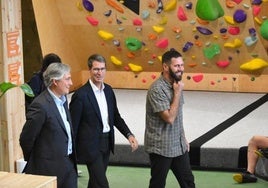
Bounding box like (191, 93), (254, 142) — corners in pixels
(195, 0), (224, 21)
(260, 20), (268, 40)
(203, 44), (221, 59)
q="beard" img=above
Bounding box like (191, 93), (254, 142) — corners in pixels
(169, 67), (182, 83)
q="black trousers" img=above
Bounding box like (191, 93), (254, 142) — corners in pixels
(149, 152), (195, 188)
(86, 134), (110, 188)
(58, 156), (77, 188)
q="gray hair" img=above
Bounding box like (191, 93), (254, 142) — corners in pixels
(43, 63), (70, 87)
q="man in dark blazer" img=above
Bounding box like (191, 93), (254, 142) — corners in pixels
(20, 63), (77, 188)
(69, 54), (138, 188)
(25, 53), (62, 110)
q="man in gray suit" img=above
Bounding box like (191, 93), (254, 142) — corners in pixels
(20, 63), (77, 188)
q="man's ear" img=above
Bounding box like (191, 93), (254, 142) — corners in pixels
(52, 79), (57, 86)
(163, 63), (168, 71)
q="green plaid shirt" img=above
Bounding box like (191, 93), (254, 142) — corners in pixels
(144, 75), (187, 157)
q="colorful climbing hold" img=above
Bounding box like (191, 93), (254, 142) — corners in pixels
(223, 38), (242, 48)
(177, 6), (187, 21)
(224, 16), (235, 25)
(110, 56), (123, 66)
(203, 44), (221, 59)
(252, 5), (261, 16)
(128, 63), (143, 72)
(133, 18), (142, 26)
(164, 0), (177, 11)
(105, 0), (124, 13)
(182, 42), (193, 52)
(185, 2), (193, 9)
(158, 16), (168, 25)
(152, 25), (165, 33)
(240, 58), (268, 72)
(83, 0), (94, 12)
(217, 60), (230, 68)
(244, 36), (258, 47)
(98, 30), (114, 40)
(86, 16), (99, 26)
(196, 26), (213, 35)
(192, 74), (204, 82)
(228, 26), (240, 35)
(156, 0), (164, 14)
(260, 20), (268, 40)
(155, 38), (169, 48)
(195, 0), (224, 21)
(233, 9), (247, 23)
(141, 10), (150, 20)
(125, 37), (142, 51)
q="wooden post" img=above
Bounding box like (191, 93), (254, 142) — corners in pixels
(0, 0), (25, 172)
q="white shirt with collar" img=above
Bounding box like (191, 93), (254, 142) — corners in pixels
(89, 79), (110, 133)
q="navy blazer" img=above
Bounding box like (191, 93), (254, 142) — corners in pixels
(20, 89), (77, 178)
(69, 82), (132, 164)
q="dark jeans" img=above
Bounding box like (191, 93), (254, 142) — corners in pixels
(149, 152), (195, 188)
(86, 134), (110, 188)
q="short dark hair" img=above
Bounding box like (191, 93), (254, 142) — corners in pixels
(41, 53), (62, 72)
(87, 54), (106, 69)
(162, 49), (182, 65)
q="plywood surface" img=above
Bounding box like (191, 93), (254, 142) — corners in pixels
(0, 171), (56, 188)
(32, 0), (268, 92)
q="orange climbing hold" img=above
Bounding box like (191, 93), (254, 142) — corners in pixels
(105, 0), (124, 13)
(188, 63), (197, 67)
(196, 18), (209, 25)
(127, 52), (135, 58)
(148, 33), (158, 40)
(226, 0), (236, 8)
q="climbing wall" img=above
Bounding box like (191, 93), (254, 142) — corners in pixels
(32, 0), (268, 92)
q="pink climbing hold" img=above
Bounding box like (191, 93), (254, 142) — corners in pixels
(253, 5), (261, 16)
(228, 26), (240, 35)
(151, 74), (157, 79)
(86, 16), (99, 26)
(177, 6), (187, 21)
(232, 0), (242, 4)
(192, 74), (204, 83)
(217, 61), (230, 68)
(133, 18), (143, 26)
(155, 38), (169, 48)
(142, 78), (147, 83)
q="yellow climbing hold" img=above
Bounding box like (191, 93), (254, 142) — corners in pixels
(76, 1), (83, 11)
(224, 38), (242, 48)
(164, 0), (177, 11)
(254, 17), (262, 25)
(110, 56), (122, 66)
(128, 63), (143, 72)
(159, 16), (168, 25)
(98, 30), (114, 40)
(153, 26), (165, 33)
(224, 16), (235, 25)
(240, 58), (268, 72)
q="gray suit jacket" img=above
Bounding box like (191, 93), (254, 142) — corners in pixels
(20, 89), (77, 181)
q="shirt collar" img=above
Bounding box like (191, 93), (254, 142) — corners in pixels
(89, 79), (105, 92)
(160, 74), (173, 89)
(47, 87), (66, 105)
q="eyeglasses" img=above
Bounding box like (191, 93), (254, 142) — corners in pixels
(92, 67), (106, 72)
